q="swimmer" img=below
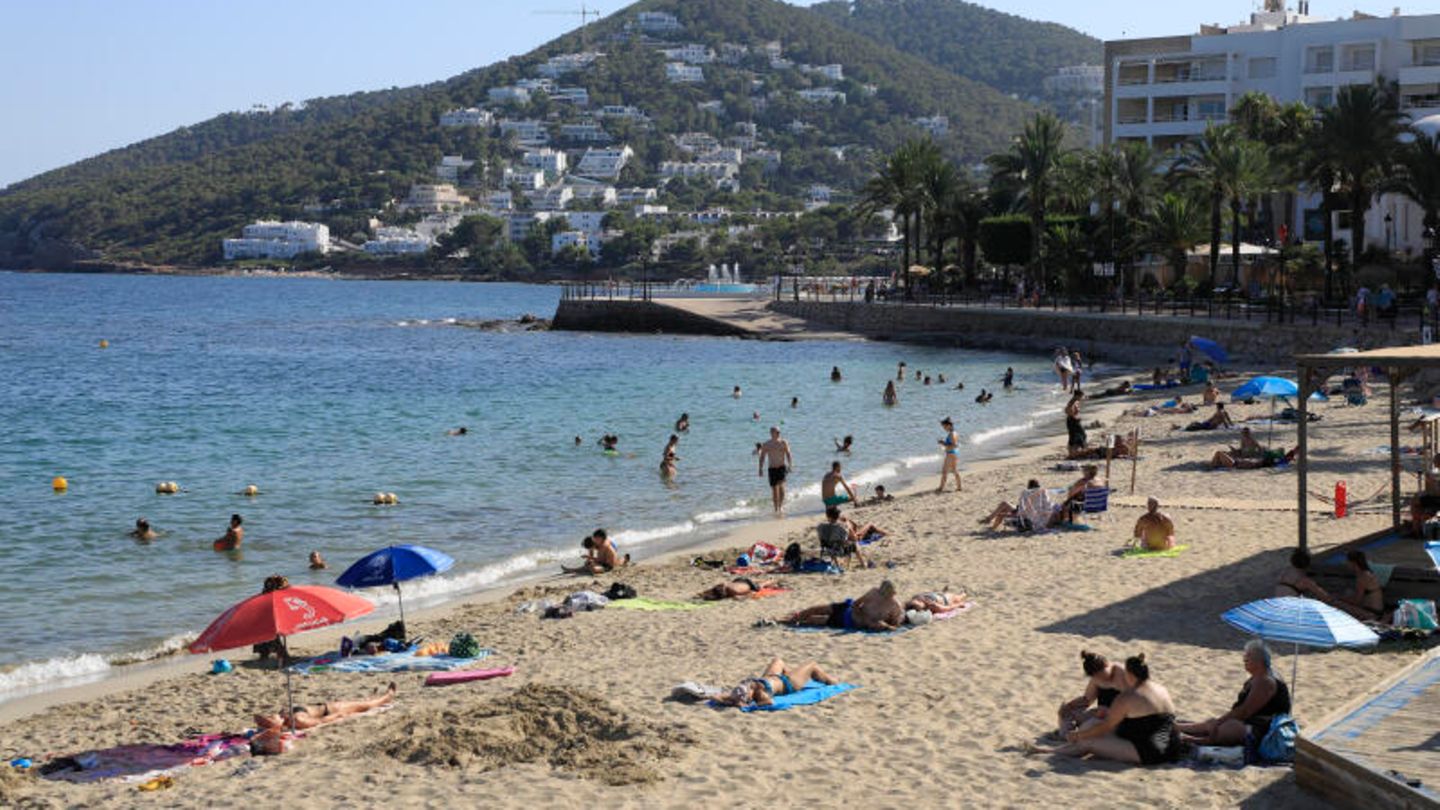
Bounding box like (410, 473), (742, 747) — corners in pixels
(308, 550), (327, 570)
(598, 434), (619, 452)
(752, 442), (763, 456)
(447, 426), (468, 436)
(924, 376), (932, 386)
(937, 373), (946, 384)
(661, 434), (680, 480)
(897, 361), (907, 381)
(975, 389), (993, 404)
(129, 517), (158, 542)
(868, 485), (895, 503)
(883, 380), (899, 407)
(752, 411), (760, 421)
(214, 514), (244, 551)
(954, 381), (965, 390)
(915, 369), (922, 381)
(675, 413), (690, 433)
(834, 434), (854, 454)
(1003, 367), (1014, 389)
(574, 436), (582, 447)
(791, 396), (799, 409)
(831, 366), (842, 382)
(733, 385), (742, 399)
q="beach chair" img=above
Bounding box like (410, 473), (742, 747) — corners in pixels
(817, 521), (854, 563)
(1078, 486), (1110, 524)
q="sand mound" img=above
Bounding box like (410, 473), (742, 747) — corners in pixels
(0, 765), (33, 803)
(378, 683), (693, 785)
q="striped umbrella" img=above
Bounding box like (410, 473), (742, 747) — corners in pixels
(1426, 541), (1440, 573)
(1222, 596), (1379, 698)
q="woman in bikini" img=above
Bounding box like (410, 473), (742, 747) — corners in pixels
(1274, 548), (1331, 600)
(937, 417), (961, 493)
(1057, 650), (1132, 740)
(698, 578), (781, 600)
(904, 590), (969, 614)
(250, 682), (397, 754)
(1334, 550), (1385, 621)
(715, 657), (838, 707)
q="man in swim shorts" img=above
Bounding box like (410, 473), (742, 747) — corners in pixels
(757, 426), (793, 515)
(779, 581), (903, 631)
(130, 518), (158, 542)
(821, 461), (857, 507)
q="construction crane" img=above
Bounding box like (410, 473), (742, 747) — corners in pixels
(534, 4), (604, 49)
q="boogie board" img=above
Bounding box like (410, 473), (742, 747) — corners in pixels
(424, 666), (515, 687)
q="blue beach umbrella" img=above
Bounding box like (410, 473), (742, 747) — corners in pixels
(336, 544), (455, 627)
(1188, 336), (1229, 364)
(1426, 541), (1440, 573)
(1231, 376), (1299, 400)
(1222, 596), (1379, 697)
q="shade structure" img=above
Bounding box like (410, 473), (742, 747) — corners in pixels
(189, 585), (375, 734)
(1221, 596), (1379, 699)
(335, 544), (455, 627)
(1189, 336), (1229, 364)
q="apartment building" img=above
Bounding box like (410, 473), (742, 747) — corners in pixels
(222, 221), (330, 260)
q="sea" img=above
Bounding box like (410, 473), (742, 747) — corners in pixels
(0, 272), (1069, 702)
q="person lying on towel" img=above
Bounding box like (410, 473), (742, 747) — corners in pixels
(714, 657), (839, 707)
(777, 580), (903, 631)
(698, 578), (782, 600)
(250, 682), (396, 755)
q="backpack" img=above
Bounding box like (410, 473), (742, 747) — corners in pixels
(605, 582), (637, 600)
(448, 632), (481, 658)
(1257, 714), (1298, 763)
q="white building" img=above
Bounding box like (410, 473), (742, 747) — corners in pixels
(660, 161), (739, 182)
(503, 166), (547, 190)
(1045, 64), (1105, 96)
(508, 211), (555, 241)
(551, 230), (606, 257)
(498, 119), (550, 146)
(913, 114), (949, 138)
(487, 190), (515, 211)
(747, 148), (783, 172)
(662, 43), (715, 64)
(805, 63), (844, 81)
(537, 51), (602, 78)
(550, 86), (590, 106)
(634, 204), (670, 218)
(363, 227), (431, 256)
(562, 211), (608, 233)
(515, 78), (555, 93)
(616, 186), (658, 205)
(666, 63), (705, 83)
(399, 184), (471, 213)
(566, 178), (618, 207)
(434, 155), (474, 183)
(574, 145), (634, 179)
(1105, 8), (1440, 254)
(636, 11), (682, 33)
(488, 86), (531, 105)
(720, 43), (749, 64)
(674, 131), (721, 154)
(560, 122), (611, 143)
(599, 104), (648, 121)
(806, 185), (834, 211)
(697, 146), (743, 166)
(698, 99), (725, 114)
(439, 107), (493, 128)
(526, 184), (574, 211)
(797, 88), (846, 104)
(760, 41), (783, 59)
(222, 221), (330, 260)
(522, 148), (568, 177)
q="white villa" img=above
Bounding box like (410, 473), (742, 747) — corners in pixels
(363, 227), (431, 256)
(666, 63), (704, 83)
(522, 148), (568, 177)
(574, 146), (634, 179)
(439, 108), (493, 128)
(222, 221), (330, 260)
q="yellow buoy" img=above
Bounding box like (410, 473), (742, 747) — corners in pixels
(386, 492), (399, 505)
(52, 476), (68, 491)
(243, 484), (259, 497)
(98, 339), (109, 349)
(373, 492), (387, 505)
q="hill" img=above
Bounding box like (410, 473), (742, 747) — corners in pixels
(810, 0), (1102, 100)
(0, 0), (1041, 268)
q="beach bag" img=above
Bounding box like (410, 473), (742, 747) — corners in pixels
(1257, 714), (1298, 763)
(448, 632), (481, 658)
(1395, 599), (1439, 630)
(605, 582), (637, 601)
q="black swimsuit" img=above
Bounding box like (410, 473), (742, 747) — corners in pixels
(1116, 712), (1179, 765)
(1235, 678), (1291, 736)
(1096, 687), (1121, 708)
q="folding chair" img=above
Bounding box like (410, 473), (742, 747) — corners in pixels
(1079, 486), (1110, 524)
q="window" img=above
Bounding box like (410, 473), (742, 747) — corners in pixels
(1305, 47), (1333, 74)
(1304, 87), (1334, 108)
(1415, 41), (1440, 67)
(1248, 57), (1277, 79)
(1196, 98), (1227, 121)
(1343, 45), (1375, 72)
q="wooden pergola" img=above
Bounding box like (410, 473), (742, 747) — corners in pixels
(1294, 344), (1440, 552)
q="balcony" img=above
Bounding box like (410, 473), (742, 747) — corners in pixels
(1400, 64), (1440, 85)
(1334, 69), (1375, 87)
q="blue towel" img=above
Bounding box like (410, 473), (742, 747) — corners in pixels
(784, 623), (913, 636)
(711, 682), (858, 712)
(289, 647), (492, 674)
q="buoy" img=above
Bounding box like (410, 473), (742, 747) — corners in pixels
(98, 339), (109, 349)
(385, 492), (399, 505)
(243, 484), (259, 497)
(52, 476), (68, 491)
(157, 481), (179, 494)
(373, 492), (387, 505)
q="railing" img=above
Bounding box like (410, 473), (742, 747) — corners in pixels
(559, 280), (655, 302)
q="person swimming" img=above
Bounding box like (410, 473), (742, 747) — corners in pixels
(733, 385), (742, 399)
(976, 389), (993, 404)
(598, 434), (619, 451)
(308, 550), (327, 570)
(834, 435), (854, 454)
(791, 396), (799, 409)
(213, 514), (243, 551)
(129, 518), (158, 542)
(831, 366), (842, 382)
(447, 426), (468, 436)
(1003, 367), (1014, 388)
(675, 413), (690, 432)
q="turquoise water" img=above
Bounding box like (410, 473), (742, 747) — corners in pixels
(0, 272), (1063, 697)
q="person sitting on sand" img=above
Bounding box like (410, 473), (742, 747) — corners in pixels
(840, 513), (889, 546)
(1202, 380), (1220, 406)
(1333, 550), (1385, 621)
(1210, 446), (1298, 469)
(308, 550), (327, 570)
(904, 590), (969, 614)
(822, 461), (858, 507)
(834, 434), (854, 454)
(779, 580), (904, 632)
(1068, 430), (1138, 461)
(1058, 650), (1132, 740)
(251, 682), (397, 754)
(698, 578), (782, 600)
(1061, 465), (1103, 522)
(982, 479), (1051, 530)
(1275, 548), (1331, 600)
(1231, 426), (1264, 459)
(1182, 403), (1233, 432)
(1129, 497), (1175, 551)
(214, 514), (243, 551)
(571, 529), (629, 574)
(714, 657), (839, 707)
(1178, 640), (1290, 746)
(129, 517), (158, 542)
(817, 507), (870, 569)
(1029, 653), (1180, 766)
(867, 485), (894, 503)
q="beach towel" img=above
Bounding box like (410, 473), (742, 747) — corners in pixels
(289, 646), (492, 674)
(424, 666), (516, 687)
(1120, 544), (1190, 559)
(725, 564), (778, 575)
(41, 734), (251, 785)
(718, 682), (859, 712)
(748, 586), (790, 599)
(606, 597), (712, 611)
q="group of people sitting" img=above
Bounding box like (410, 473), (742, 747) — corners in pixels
(1276, 547), (1388, 622)
(1208, 426), (1299, 469)
(1034, 642), (1291, 766)
(979, 465), (1103, 532)
(566, 529), (630, 575)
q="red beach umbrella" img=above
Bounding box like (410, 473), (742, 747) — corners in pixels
(189, 585), (375, 732)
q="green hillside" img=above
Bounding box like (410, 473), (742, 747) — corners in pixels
(810, 0), (1102, 100)
(0, 0), (1041, 267)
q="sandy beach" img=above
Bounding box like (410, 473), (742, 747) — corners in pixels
(0, 367), (1423, 809)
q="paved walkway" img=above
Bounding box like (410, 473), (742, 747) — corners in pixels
(656, 296), (858, 341)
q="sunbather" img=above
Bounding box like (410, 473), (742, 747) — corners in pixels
(1149, 395), (1196, 416)
(714, 657), (838, 707)
(1068, 431), (1137, 460)
(778, 580), (903, 631)
(1177, 641), (1290, 746)
(1210, 446), (1297, 469)
(1333, 550), (1385, 621)
(1181, 403), (1233, 432)
(1057, 650), (1131, 739)
(1231, 427), (1264, 458)
(841, 514), (888, 545)
(1129, 497), (1175, 551)
(1275, 548), (1331, 600)
(1202, 381), (1220, 405)
(251, 682), (397, 754)
(904, 590), (969, 613)
(698, 578), (782, 600)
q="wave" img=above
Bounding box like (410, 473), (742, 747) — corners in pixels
(694, 502), (761, 524)
(361, 548), (574, 607)
(970, 421), (1035, 445)
(0, 653), (112, 697)
(613, 521), (697, 547)
(1029, 406), (1063, 418)
(107, 632), (196, 666)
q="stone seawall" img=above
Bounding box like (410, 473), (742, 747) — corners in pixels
(551, 299), (751, 337)
(771, 301), (1422, 366)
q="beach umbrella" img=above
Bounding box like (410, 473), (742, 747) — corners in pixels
(1188, 336), (1229, 364)
(335, 544), (455, 627)
(1231, 376), (1301, 449)
(1426, 541), (1440, 573)
(1221, 596), (1379, 698)
(189, 585), (374, 732)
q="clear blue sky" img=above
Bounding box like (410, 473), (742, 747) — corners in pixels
(0, 0), (1289, 187)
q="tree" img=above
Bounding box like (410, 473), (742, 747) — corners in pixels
(1171, 125), (1242, 288)
(1390, 130), (1440, 246)
(859, 138), (941, 289)
(1308, 82), (1403, 272)
(978, 215), (1031, 274)
(1142, 192), (1206, 289)
(987, 111), (1069, 284)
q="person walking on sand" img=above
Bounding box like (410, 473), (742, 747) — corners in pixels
(758, 426), (793, 515)
(883, 380), (899, 407)
(822, 461), (858, 508)
(1130, 497), (1176, 551)
(1065, 390), (1087, 451)
(937, 417), (962, 493)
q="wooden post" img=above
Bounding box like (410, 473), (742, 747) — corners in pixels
(1104, 434), (1115, 484)
(1391, 369), (1402, 531)
(1129, 428), (1141, 495)
(1298, 364), (1310, 553)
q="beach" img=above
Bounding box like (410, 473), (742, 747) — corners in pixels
(0, 363), (1421, 809)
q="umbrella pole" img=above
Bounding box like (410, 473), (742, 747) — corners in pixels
(395, 582), (405, 630)
(282, 636), (297, 735)
(1292, 641), (1300, 704)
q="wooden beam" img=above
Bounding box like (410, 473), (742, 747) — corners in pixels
(1299, 359), (1310, 553)
(1392, 369), (1403, 531)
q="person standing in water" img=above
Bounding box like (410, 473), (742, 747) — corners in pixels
(897, 361), (907, 381)
(937, 417), (962, 493)
(831, 366), (842, 382)
(733, 385), (742, 399)
(757, 426), (793, 515)
(1002, 367), (1015, 389)
(214, 514), (244, 551)
(1054, 348), (1072, 390)
(883, 380), (899, 406)
(1071, 351), (1085, 392)
(660, 434), (680, 480)
(675, 413), (690, 433)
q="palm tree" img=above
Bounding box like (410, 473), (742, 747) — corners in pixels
(987, 111), (1069, 285)
(1221, 138), (1273, 286)
(861, 139), (941, 289)
(1308, 82), (1404, 272)
(1171, 124), (1238, 288)
(1143, 192), (1207, 287)
(1390, 130), (1440, 243)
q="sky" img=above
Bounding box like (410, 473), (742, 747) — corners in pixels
(0, 1), (1347, 187)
